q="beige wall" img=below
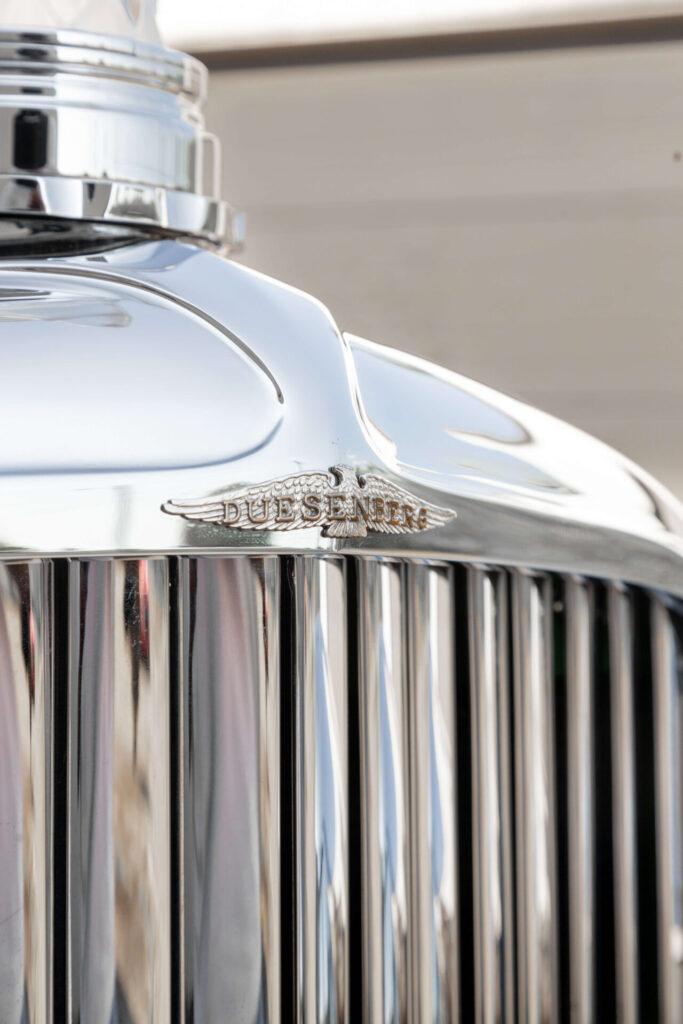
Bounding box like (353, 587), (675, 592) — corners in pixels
(206, 41), (683, 501)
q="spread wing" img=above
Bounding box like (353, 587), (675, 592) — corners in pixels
(360, 474), (457, 534)
(163, 470), (333, 530)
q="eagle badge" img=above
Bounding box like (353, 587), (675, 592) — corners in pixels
(162, 465), (455, 538)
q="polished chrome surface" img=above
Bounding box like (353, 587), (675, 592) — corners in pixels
(468, 567), (514, 1024)
(608, 584), (639, 1024)
(651, 595), (683, 1024)
(0, 238), (680, 604)
(0, 265), (283, 476)
(513, 572), (559, 1024)
(295, 557), (349, 1024)
(565, 577), (595, 1024)
(407, 562), (458, 1023)
(67, 558), (170, 1023)
(0, 30), (232, 245)
(0, 561), (51, 1024)
(357, 558), (409, 1023)
(179, 555), (280, 1024)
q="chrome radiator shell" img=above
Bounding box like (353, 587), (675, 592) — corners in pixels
(0, 237), (680, 593)
(0, 234), (681, 1023)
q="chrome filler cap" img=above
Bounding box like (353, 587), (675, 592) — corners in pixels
(0, 3), (239, 247)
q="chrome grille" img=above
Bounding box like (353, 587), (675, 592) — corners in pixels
(0, 554), (680, 1023)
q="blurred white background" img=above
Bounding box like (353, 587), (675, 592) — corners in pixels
(158, 1), (679, 50)
(159, 0), (683, 501)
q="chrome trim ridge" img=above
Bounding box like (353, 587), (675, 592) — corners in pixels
(565, 578), (596, 1024)
(0, 176), (236, 250)
(651, 596), (683, 1024)
(0, 561), (51, 1024)
(608, 584), (639, 1024)
(468, 567), (514, 1024)
(295, 557), (349, 1023)
(179, 555), (280, 1023)
(357, 558), (409, 1023)
(407, 562), (459, 1023)
(67, 559), (170, 1023)
(513, 572), (559, 1024)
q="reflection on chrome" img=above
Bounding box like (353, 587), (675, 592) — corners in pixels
(180, 556), (280, 1023)
(513, 572), (559, 1024)
(566, 578), (596, 1024)
(468, 567), (514, 1024)
(67, 559), (170, 1024)
(357, 558), (409, 1023)
(295, 558), (349, 1024)
(407, 562), (458, 1023)
(0, 562), (50, 1024)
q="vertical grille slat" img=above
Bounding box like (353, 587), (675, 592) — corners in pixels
(356, 558), (409, 1024)
(179, 555), (280, 1024)
(650, 596), (683, 1024)
(565, 577), (596, 1024)
(294, 556), (349, 1024)
(0, 561), (51, 1024)
(67, 559), (113, 1024)
(512, 572), (559, 1024)
(608, 584), (639, 1024)
(67, 559), (171, 1024)
(280, 556), (297, 1024)
(468, 567), (515, 1024)
(406, 562), (459, 1024)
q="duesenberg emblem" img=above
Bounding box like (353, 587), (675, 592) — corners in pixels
(162, 465), (456, 538)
